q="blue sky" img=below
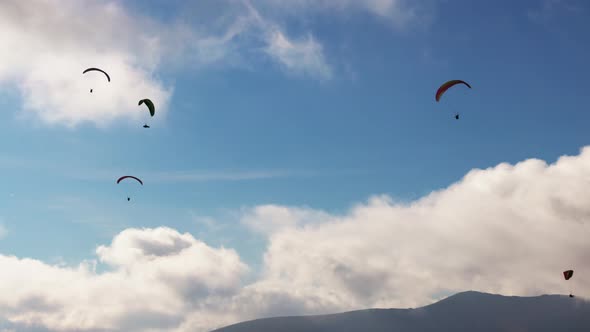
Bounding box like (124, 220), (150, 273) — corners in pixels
(0, 1), (589, 331)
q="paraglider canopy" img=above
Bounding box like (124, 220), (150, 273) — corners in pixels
(117, 176), (143, 202)
(563, 270), (574, 280)
(138, 99), (155, 117)
(83, 67), (110, 93)
(436, 80), (471, 102)
(83, 67), (111, 82)
(116, 176), (143, 185)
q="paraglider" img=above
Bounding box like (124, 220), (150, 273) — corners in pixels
(435, 80), (471, 102)
(138, 99), (155, 116)
(563, 269), (574, 297)
(138, 99), (155, 128)
(83, 67), (110, 93)
(436, 80), (471, 120)
(116, 176), (143, 201)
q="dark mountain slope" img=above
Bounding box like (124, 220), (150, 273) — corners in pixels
(213, 291), (590, 332)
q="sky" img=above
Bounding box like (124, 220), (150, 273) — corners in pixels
(0, 0), (589, 331)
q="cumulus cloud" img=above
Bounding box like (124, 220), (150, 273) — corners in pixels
(241, 204), (333, 235)
(0, 0), (172, 128)
(0, 0), (440, 128)
(241, 147), (590, 317)
(0, 227), (248, 332)
(3, 147), (590, 331)
(0, 0), (335, 128)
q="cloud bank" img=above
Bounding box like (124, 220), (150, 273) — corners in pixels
(2, 147), (590, 331)
(0, 0), (433, 128)
(0, 0), (172, 128)
(0, 227), (247, 331)
(0, 0), (326, 128)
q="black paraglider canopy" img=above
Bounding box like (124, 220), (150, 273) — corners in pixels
(83, 67), (110, 93)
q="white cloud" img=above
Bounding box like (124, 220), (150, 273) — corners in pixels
(0, 0), (172, 128)
(260, 0), (433, 29)
(0, 0), (334, 128)
(238, 1), (333, 80)
(4, 148), (590, 330)
(242, 204), (333, 235)
(0, 227), (248, 332)
(0, 0), (438, 128)
(240, 148), (590, 319)
(264, 31), (332, 80)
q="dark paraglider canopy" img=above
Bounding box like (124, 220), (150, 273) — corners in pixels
(139, 99), (155, 128)
(138, 99), (155, 117)
(83, 68), (111, 82)
(454, 113), (460, 120)
(117, 176), (143, 202)
(436, 80), (471, 102)
(83, 67), (110, 93)
(116, 176), (143, 185)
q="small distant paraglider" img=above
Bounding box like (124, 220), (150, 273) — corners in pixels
(116, 175), (143, 201)
(83, 67), (110, 93)
(138, 98), (155, 128)
(563, 269), (574, 298)
(436, 80), (471, 120)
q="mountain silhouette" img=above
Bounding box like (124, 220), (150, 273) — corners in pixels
(212, 291), (590, 332)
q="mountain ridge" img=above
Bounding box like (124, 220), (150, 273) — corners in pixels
(212, 291), (590, 332)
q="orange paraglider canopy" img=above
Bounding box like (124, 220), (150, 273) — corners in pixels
(435, 80), (471, 102)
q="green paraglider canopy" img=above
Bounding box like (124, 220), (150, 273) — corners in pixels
(138, 99), (155, 117)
